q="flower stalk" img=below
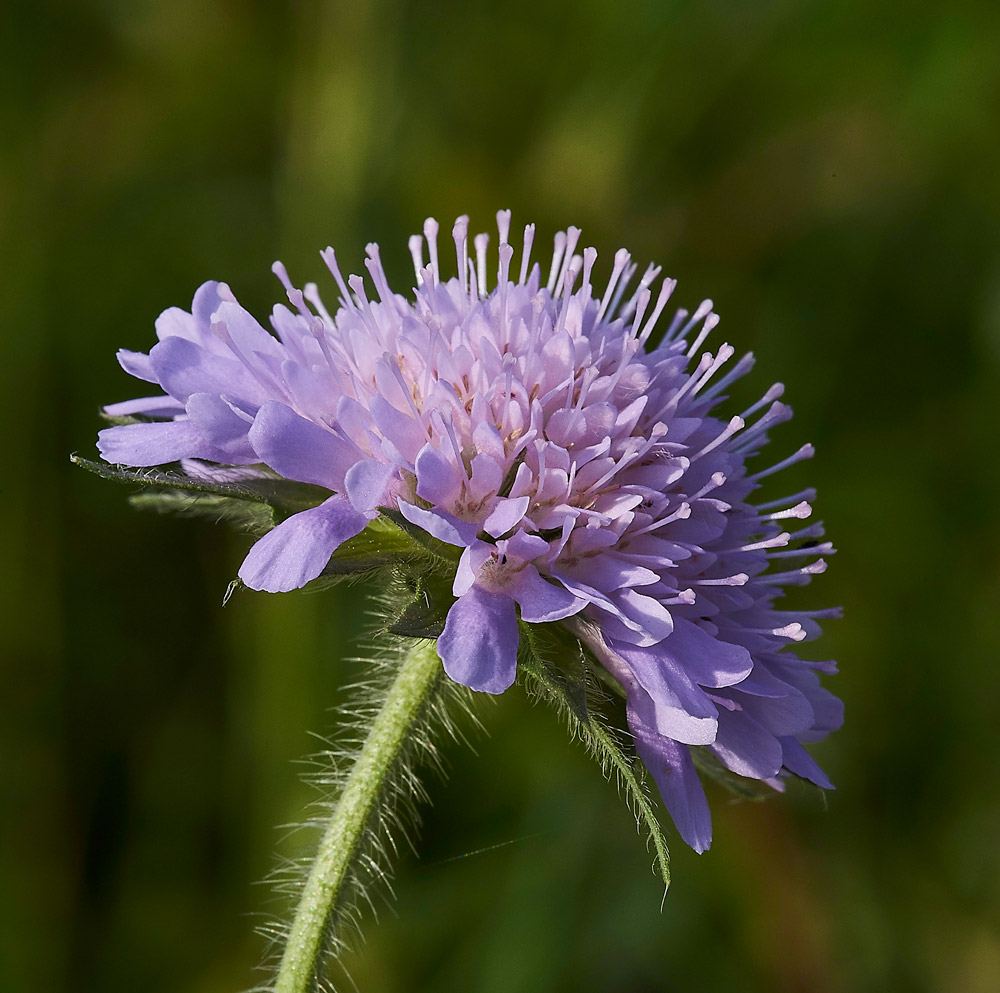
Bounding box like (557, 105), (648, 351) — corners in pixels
(274, 638), (444, 993)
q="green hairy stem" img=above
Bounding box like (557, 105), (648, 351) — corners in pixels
(273, 639), (444, 993)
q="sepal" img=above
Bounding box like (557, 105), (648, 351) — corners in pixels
(518, 622), (671, 889)
(691, 747), (775, 801)
(71, 454), (331, 515)
(380, 567), (456, 639)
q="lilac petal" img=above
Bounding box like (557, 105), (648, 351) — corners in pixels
(736, 685), (815, 737)
(213, 300), (285, 359)
(345, 459), (395, 513)
(249, 401), (358, 490)
(397, 501), (478, 546)
(238, 495), (370, 593)
(154, 306), (200, 344)
(614, 641), (719, 745)
(483, 496), (530, 538)
(415, 443), (463, 506)
(192, 280), (233, 327)
(437, 586), (518, 694)
(630, 716), (712, 853)
(149, 336), (270, 405)
(615, 589), (674, 642)
(185, 393), (256, 463)
(503, 530), (549, 562)
(469, 453), (503, 500)
(103, 395), (184, 418)
(710, 708), (783, 780)
(779, 737), (834, 790)
(453, 543), (493, 596)
(661, 619), (753, 688)
(369, 394), (426, 463)
(512, 565), (586, 623)
(97, 420), (213, 466)
(562, 554), (659, 592)
(117, 348), (157, 383)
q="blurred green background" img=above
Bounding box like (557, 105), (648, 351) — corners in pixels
(4, 0), (1000, 990)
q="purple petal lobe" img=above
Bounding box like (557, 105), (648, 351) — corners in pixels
(103, 395), (183, 418)
(415, 444), (463, 506)
(711, 709), (783, 780)
(397, 501), (478, 546)
(117, 348), (157, 383)
(97, 420), (212, 466)
(662, 619), (753, 688)
(483, 496), (530, 538)
(437, 587), (518, 694)
(779, 737), (834, 789)
(238, 495), (370, 593)
(214, 300), (285, 359)
(345, 459), (395, 512)
(630, 712), (712, 853)
(149, 336), (268, 405)
(249, 401), (357, 490)
(185, 393), (256, 462)
(512, 566), (585, 623)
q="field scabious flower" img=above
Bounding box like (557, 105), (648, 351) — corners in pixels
(98, 212), (841, 852)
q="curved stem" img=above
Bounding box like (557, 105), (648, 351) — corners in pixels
(274, 639), (443, 993)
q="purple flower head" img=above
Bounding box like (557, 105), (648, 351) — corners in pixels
(98, 212), (842, 851)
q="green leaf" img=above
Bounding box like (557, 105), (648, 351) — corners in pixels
(381, 566), (455, 638)
(518, 623), (671, 889)
(70, 454), (331, 514)
(691, 748), (774, 802)
(323, 516), (427, 576)
(128, 490), (276, 533)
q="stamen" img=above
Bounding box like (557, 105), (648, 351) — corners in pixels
(519, 223), (535, 284)
(302, 283), (334, 326)
(498, 242), (514, 337)
(685, 308), (720, 358)
(758, 559), (828, 585)
(496, 209), (512, 247)
(364, 244), (395, 306)
(320, 247), (356, 314)
(767, 541), (835, 559)
(747, 623), (807, 641)
(408, 234), (425, 285)
(692, 573), (750, 586)
(546, 230), (568, 294)
(452, 215), (470, 299)
(595, 249), (631, 323)
(700, 350), (755, 399)
(630, 501), (691, 536)
(678, 300), (715, 353)
(689, 472), (727, 502)
(555, 260), (581, 335)
(662, 589), (697, 605)
(629, 287), (652, 340)
(741, 382), (785, 420)
(748, 444), (815, 482)
(638, 277), (677, 345)
(474, 232), (489, 299)
(620, 262), (662, 321)
(271, 261), (311, 318)
(423, 217), (440, 280)
(580, 246), (597, 301)
(347, 274), (379, 336)
(734, 532), (791, 552)
(554, 227), (581, 299)
(761, 500), (812, 521)
(690, 415), (744, 461)
(756, 487), (816, 512)
(606, 260), (637, 320)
